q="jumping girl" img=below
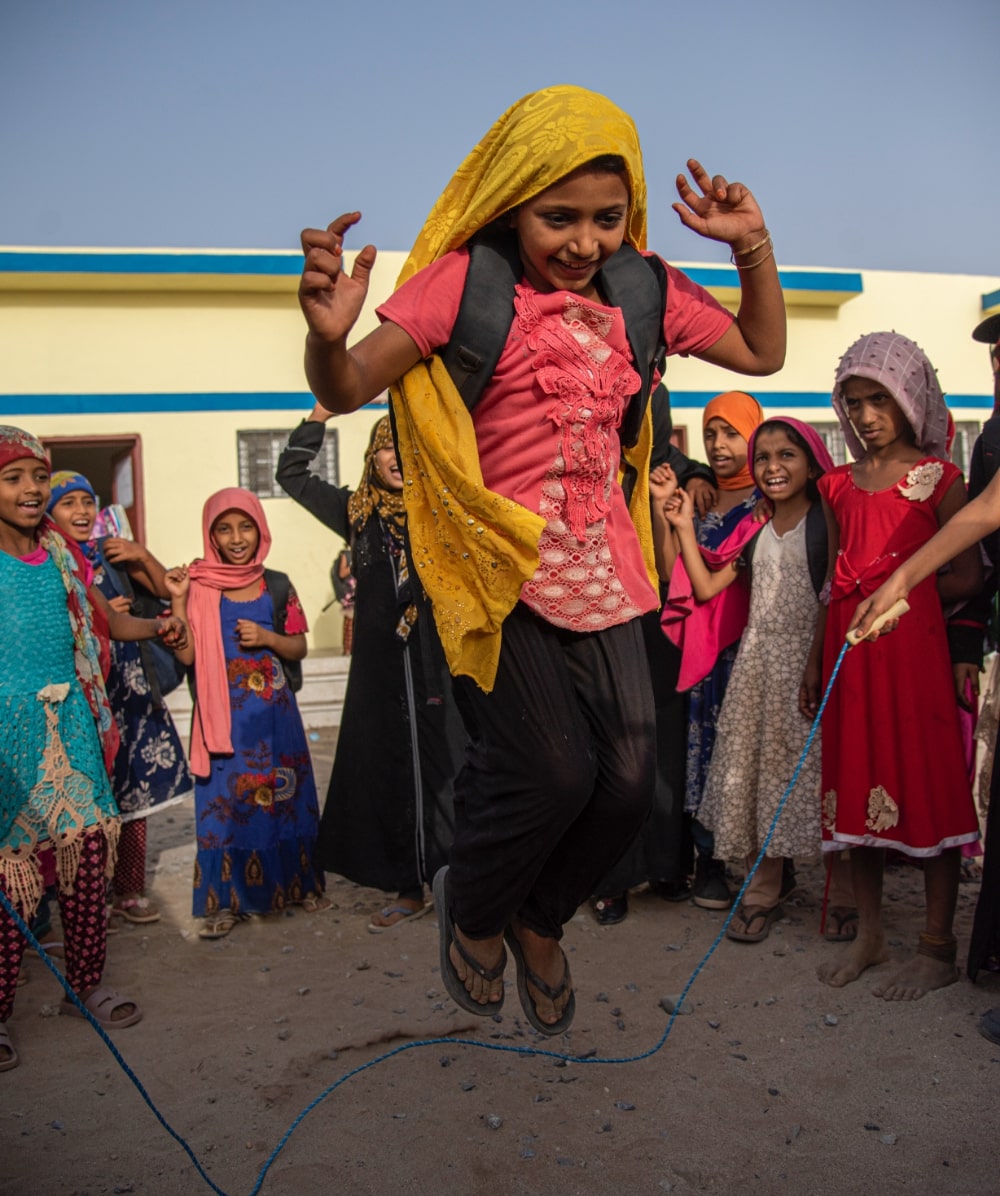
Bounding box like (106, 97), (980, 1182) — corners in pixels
(297, 84), (785, 1032)
(685, 419), (839, 941)
(0, 427), (187, 1071)
(47, 472), (192, 926)
(276, 408), (461, 931)
(165, 488), (327, 939)
(658, 391), (765, 911)
(803, 332), (982, 1000)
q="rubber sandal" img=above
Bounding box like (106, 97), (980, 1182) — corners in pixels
(432, 867), (506, 1015)
(978, 1007), (1000, 1047)
(592, 894), (628, 925)
(368, 902), (431, 933)
(60, 986), (143, 1028)
(0, 1022), (18, 1072)
(300, 894), (335, 914)
(726, 902), (782, 943)
(198, 910), (241, 940)
(110, 896), (161, 924)
(503, 925), (575, 1036)
(824, 906), (859, 942)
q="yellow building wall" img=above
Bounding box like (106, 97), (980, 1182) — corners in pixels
(2, 245), (997, 649)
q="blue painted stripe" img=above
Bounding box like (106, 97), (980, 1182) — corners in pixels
(0, 249), (862, 294)
(0, 251), (302, 277)
(982, 287), (1000, 312)
(0, 391), (989, 416)
(670, 391), (992, 411)
(0, 393), (317, 415)
(684, 268), (863, 295)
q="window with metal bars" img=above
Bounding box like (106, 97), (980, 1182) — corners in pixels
(237, 428), (339, 499)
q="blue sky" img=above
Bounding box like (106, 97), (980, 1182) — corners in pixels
(1, 0), (997, 274)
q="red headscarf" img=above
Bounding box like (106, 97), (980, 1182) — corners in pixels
(702, 391), (765, 491)
(187, 488), (272, 777)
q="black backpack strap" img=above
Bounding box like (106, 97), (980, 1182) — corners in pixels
(743, 506), (827, 597)
(263, 569), (303, 692)
(97, 539), (168, 708)
(805, 501), (828, 597)
(438, 229), (521, 412)
(599, 245), (668, 449)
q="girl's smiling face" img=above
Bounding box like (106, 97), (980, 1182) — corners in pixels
(49, 489), (97, 543)
(703, 417), (749, 481)
(0, 457), (50, 537)
(841, 377), (914, 452)
(510, 166), (629, 298)
(752, 427), (813, 503)
(373, 444), (403, 491)
(211, 509), (260, 565)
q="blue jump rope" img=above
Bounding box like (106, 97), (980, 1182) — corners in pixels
(1, 603), (905, 1196)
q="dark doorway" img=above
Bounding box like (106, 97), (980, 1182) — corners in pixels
(42, 435), (146, 542)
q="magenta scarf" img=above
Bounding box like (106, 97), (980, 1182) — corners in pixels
(187, 488), (272, 777)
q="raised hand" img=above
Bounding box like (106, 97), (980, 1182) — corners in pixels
(685, 476), (718, 519)
(649, 463), (679, 509)
(663, 487), (695, 531)
(158, 615), (188, 651)
(235, 619), (269, 649)
(673, 159), (767, 251)
(163, 565), (190, 600)
(299, 213), (378, 344)
(102, 537), (147, 564)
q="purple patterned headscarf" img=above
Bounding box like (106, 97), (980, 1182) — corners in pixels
(832, 332), (948, 461)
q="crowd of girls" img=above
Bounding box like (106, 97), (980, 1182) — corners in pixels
(2, 85), (997, 1072)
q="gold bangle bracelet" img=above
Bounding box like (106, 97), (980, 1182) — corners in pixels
(730, 230), (770, 261)
(734, 242), (775, 271)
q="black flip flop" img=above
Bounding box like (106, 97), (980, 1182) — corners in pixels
(503, 925), (575, 1036)
(432, 867), (505, 1016)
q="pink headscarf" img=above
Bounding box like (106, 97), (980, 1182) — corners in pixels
(747, 416), (836, 477)
(187, 488), (272, 777)
(832, 331), (949, 461)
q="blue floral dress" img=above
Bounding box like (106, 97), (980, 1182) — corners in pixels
(685, 495), (758, 816)
(192, 585), (322, 917)
(91, 554), (193, 821)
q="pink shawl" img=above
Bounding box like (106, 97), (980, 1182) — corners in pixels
(661, 512), (760, 691)
(187, 488), (272, 777)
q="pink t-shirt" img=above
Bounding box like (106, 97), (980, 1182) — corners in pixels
(378, 248), (733, 632)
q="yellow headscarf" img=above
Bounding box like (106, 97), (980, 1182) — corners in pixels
(391, 85), (655, 691)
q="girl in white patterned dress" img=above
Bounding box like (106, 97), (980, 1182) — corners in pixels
(662, 418), (839, 942)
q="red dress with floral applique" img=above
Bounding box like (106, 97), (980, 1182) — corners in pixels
(818, 458), (980, 856)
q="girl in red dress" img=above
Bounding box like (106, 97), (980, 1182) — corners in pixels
(802, 332), (982, 1000)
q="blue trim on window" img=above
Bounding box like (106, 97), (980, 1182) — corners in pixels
(982, 287), (1000, 312)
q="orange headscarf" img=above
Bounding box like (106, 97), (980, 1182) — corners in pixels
(702, 391), (765, 491)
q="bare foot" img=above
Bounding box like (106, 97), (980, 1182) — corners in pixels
(509, 922), (573, 1027)
(817, 931), (889, 988)
(872, 953), (958, 1001)
(451, 926), (506, 1006)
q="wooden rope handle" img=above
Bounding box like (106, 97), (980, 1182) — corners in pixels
(845, 599), (910, 646)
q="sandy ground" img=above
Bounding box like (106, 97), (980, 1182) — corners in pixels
(4, 726), (999, 1196)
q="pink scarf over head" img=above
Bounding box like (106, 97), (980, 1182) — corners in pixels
(187, 488), (272, 777)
